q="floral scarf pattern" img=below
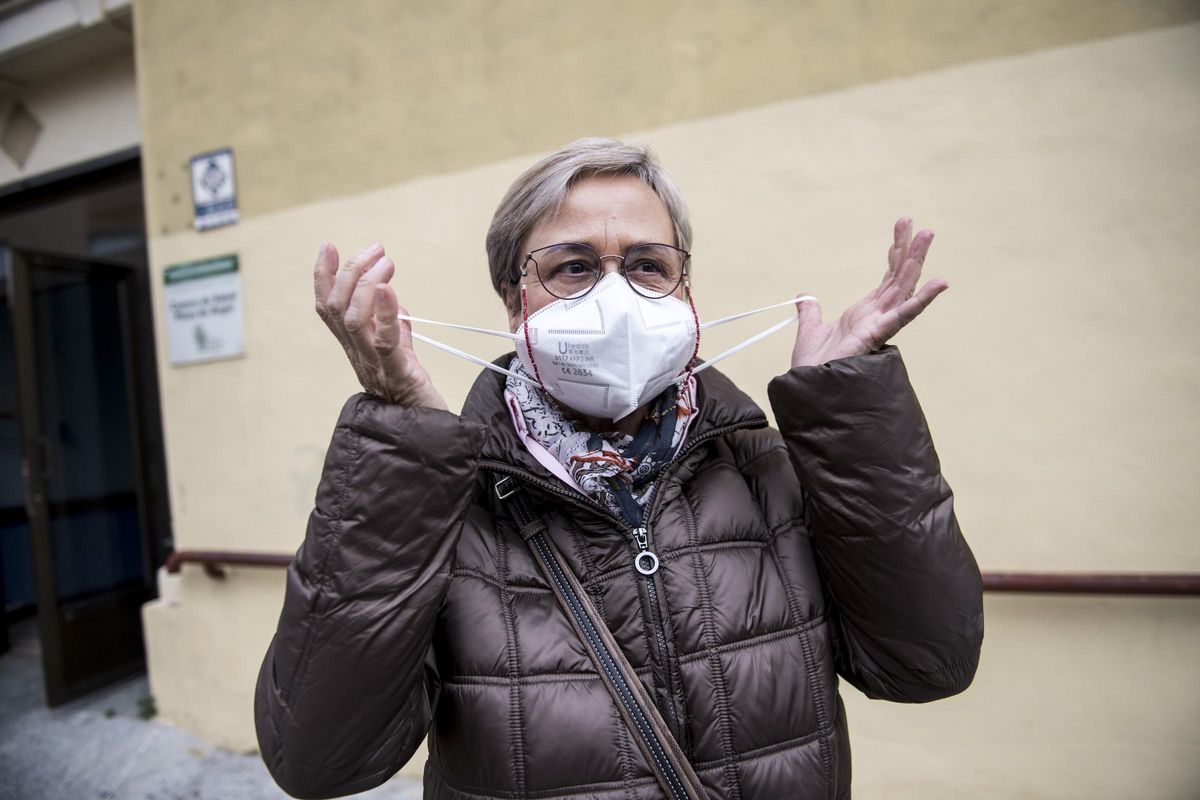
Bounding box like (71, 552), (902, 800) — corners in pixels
(504, 358), (696, 527)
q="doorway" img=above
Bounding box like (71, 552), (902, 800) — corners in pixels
(0, 152), (170, 705)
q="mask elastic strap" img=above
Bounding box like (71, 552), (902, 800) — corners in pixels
(395, 314), (518, 340)
(405, 332), (539, 387)
(699, 296), (815, 330)
(680, 295), (818, 380)
(394, 313), (538, 387)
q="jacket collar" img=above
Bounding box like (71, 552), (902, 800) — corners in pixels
(460, 352), (769, 473)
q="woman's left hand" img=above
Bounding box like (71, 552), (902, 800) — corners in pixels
(790, 217), (948, 368)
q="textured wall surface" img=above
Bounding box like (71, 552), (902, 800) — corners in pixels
(134, 4), (1200, 795)
(133, 0), (1200, 234)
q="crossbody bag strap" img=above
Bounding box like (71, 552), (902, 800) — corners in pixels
(492, 474), (710, 800)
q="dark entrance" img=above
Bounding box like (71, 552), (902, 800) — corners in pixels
(0, 152), (171, 705)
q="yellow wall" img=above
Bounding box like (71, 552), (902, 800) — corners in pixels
(135, 2), (1200, 795)
(133, 0), (1200, 235)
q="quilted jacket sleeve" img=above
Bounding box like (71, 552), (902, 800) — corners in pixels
(766, 345), (984, 703)
(255, 393), (487, 799)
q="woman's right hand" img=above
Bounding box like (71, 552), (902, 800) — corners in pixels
(314, 242), (448, 410)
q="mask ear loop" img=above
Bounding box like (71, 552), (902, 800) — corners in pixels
(393, 310), (538, 387)
(679, 294), (819, 380)
(698, 296), (816, 330)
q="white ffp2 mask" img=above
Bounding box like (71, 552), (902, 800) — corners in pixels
(515, 272), (698, 420)
(396, 285), (815, 421)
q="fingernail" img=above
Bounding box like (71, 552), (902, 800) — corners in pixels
(317, 242), (327, 256)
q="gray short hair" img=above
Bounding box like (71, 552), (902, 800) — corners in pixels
(486, 138), (692, 312)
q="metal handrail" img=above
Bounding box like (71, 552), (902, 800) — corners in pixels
(164, 549), (1200, 596)
(981, 572), (1200, 595)
(165, 549), (291, 578)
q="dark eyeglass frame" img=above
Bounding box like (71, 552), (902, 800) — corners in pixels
(521, 241), (691, 300)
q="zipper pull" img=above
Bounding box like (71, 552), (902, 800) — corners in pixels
(631, 527), (660, 575)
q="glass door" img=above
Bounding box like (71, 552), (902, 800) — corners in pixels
(3, 247), (156, 705)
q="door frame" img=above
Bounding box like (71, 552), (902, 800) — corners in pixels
(4, 246), (158, 704)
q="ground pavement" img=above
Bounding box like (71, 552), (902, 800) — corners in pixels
(0, 618), (423, 800)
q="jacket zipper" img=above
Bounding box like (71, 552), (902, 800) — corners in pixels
(637, 424), (762, 750)
(522, 521), (693, 800)
(642, 556), (682, 739)
(484, 419), (765, 752)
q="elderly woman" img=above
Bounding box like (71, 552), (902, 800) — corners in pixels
(255, 138), (983, 800)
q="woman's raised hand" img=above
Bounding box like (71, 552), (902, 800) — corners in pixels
(790, 217), (948, 368)
(314, 242), (448, 410)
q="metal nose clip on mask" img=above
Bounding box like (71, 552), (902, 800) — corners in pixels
(396, 281), (817, 421)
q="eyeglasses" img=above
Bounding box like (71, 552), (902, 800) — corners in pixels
(522, 241), (690, 300)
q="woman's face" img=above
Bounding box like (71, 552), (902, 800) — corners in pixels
(507, 174), (684, 332)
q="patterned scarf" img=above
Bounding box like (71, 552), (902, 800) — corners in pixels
(504, 358), (697, 527)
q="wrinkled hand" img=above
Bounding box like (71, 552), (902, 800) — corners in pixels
(791, 217), (948, 368)
(314, 242), (448, 409)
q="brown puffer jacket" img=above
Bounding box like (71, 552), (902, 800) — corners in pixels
(255, 345), (984, 800)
